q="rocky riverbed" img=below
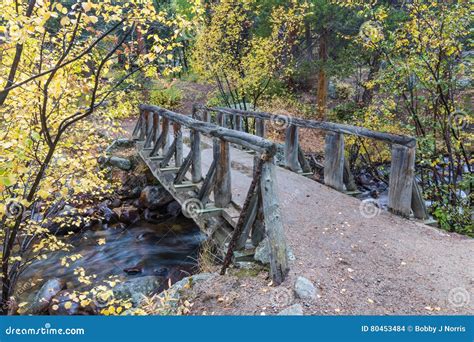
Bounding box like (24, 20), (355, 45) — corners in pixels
(14, 145), (206, 315)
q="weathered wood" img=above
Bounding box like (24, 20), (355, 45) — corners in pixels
(139, 105), (277, 155)
(132, 110), (142, 138)
(343, 158), (357, 192)
(217, 112), (224, 127)
(236, 191), (259, 249)
(388, 145), (415, 217)
(191, 130), (202, 183)
(174, 150), (193, 184)
(174, 123), (183, 167)
(285, 125), (300, 172)
(138, 111), (146, 141)
(144, 111), (154, 148)
(235, 115), (242, 131)
(256, 118), (265, 138)
(324, 132), (345, 191)
(160, 117), (170, 155)
(411, 179), (428, 220)
(212, 106), (416, 148)
(160, 138), (177, 168)
(213, 138), (232, 208)
(298, 146), (311, 173)
(260, 157), (289, 285)
(152, 112), (160, 145)
(221, 156), (265, 275)
(198, 160), (216, 204)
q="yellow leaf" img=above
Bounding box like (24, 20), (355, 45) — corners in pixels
(82, 2), (92, 12)
(60, 16), (70, 26)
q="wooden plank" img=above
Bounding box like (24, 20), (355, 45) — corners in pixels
(191, 130), (202, 183)
(217, 112), (224, 127)
(324, 131), (344, 191)
(213, 138), (232, 207)
(213, 106), (416, 148)
(298, 145), (311, 173)
(236, 191), (259, 249)
(174, 150), (193, 184)
(160, 138), (177, 168)
(132, 111), (142, 138)
(388, 145), (415, 217)
(161, 117), (170, 155)
(285, 125), (300, 172)
(174, 123), (183, 167)
(260, 157), (289, 285)
(411, 179), (428, 220)
(198, 160), (216, 204)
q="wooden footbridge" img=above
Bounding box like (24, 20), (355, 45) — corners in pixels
(132, 104), (427, 285)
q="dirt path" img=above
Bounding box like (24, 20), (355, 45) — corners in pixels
(178, 140), (473, 316)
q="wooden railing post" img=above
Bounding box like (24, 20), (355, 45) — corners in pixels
(235, 115), (242, 131)
(213, 138), (231, 207)
(324, 131), (344, 191)
(217, 112), (225, 127)
(161, 117), (170, 155)
(285, 125), (300, 172)
(256, 119), (265, 138)
(138, 110), (146, 141)
(191, 129), (202, 183)
(260, 157), (289, 285)
(144, 111), (154, 148)
(174, 123), (183, 167)
(388, 144), (415, 217)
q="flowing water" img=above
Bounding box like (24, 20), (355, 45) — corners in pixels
(17, 216), (205, 303)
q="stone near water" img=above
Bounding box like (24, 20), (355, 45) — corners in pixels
(166, 201), (182, 217)
(113, 276), (165, 305)
(116, 206), (140, 224)
(29, 278), (66, 314)
(277, 304), (304, 316)
(99, 204), (119, 224)
(49, 290), (97, 315)
(107, 156), (132, 171)
(139, 186), (174, 210)
(294, 276), (317, 300)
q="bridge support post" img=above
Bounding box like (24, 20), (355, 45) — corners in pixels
(388, 145), (415, 217)
(260, 157), (289, 285)
(324, 131), (344, 191)
(174, 123), (183, 167)
(191, 130), (202, 183)
(144, 111), (154, 148)
(161, 117), (170, 156)
(235, 115), (242, 131)
(138, 110), (146, 141)
(213, 138), (231, 207)
(256, 119), (265, 138)
(285, 125), (300, 172)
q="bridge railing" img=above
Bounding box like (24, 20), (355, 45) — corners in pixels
(133, 104), (289, 284)
(196, 105), (426, 219)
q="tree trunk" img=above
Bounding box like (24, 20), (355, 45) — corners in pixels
(317, 29), (328, 118)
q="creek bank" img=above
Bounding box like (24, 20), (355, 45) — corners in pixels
(17, 140), (205, 315)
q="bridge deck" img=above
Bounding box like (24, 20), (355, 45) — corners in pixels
(138, 129), (474, 314)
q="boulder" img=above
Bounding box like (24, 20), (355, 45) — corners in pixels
(278, 303), (304, 316)
(112, 276), (164, 305)
(99, 204), (119, 224)
(48, 290), (97, 315)
(138, 186), (174, 210)
(166, 201), (181, 217)
(29, 278), (66, 314)
(294, 276), (317, 300)
(115, 206), (140, 224)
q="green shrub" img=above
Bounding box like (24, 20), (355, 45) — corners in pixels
(149, 86), (183, 109)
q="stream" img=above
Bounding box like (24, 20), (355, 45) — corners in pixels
(17, 215), (205, 306)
